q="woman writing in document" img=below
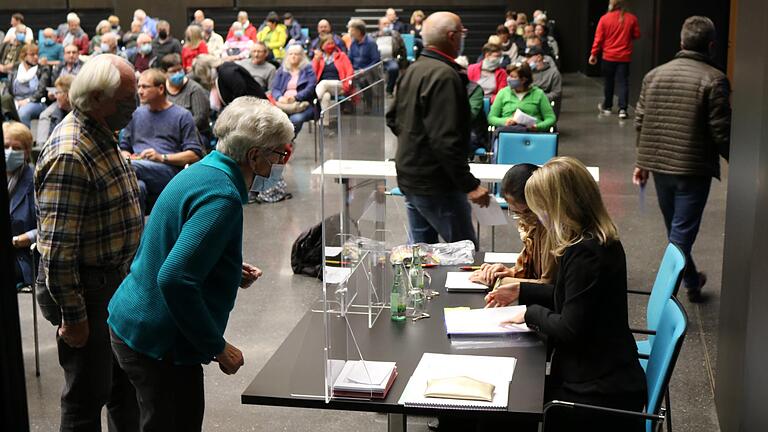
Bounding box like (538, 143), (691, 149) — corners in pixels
(470, 163), (557, 288)
(485, 157), (646, 431)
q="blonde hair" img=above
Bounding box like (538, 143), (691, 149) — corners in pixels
(410, 10), (425, 26)
(185, 24), (204, 48)
(3, 121), (33, 152)
(525, 157), (618, 257)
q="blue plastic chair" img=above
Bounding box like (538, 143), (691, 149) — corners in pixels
(494, 132), (558, 166)
(402, 34), (415, 62)
(544, 297), (688, 432)
(630, 243), (686, 369)
(482, 97), (491, 117)
(300, 28), (310, 44)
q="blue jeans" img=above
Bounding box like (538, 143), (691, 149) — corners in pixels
(383, 59), (399, 94)
(601, 60), (630, 110)
(404, 191), (477, 248)
(131, 159), (179, 215)
(18, 101), (45, 128)
(289, 108), (314, 137)
(652, 172), (712, 289)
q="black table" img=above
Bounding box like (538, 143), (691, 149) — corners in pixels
(242, 265), (547, 431)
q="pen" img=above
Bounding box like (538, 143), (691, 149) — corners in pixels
(460, 266), (482, 271)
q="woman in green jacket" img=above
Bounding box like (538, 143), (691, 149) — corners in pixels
(488, 62), (556, 131)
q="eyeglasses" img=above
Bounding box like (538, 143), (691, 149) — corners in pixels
(270, 148), (290, 163)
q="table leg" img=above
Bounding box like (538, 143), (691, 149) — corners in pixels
(387, 413), (407, 432)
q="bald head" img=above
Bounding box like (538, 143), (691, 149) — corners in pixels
(422, 12), (463, 57)
(318, 19), (331, 35)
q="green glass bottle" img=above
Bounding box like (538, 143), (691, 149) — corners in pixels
(391, 264), (407, 321)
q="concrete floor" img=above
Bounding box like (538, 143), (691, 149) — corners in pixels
(19, 73), (723, 431)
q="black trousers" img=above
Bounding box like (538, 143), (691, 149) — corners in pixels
(110, 329), (205, 432)
(57, 267), (139, 432)
(601, 60), (630, 110)
(543, 383), (646, 432)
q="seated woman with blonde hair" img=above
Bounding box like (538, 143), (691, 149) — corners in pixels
(485, 156), (646, 431)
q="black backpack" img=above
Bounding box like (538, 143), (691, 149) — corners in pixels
(291, 214), (353, 279)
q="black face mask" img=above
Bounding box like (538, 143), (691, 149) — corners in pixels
(158, 30), (168, 39)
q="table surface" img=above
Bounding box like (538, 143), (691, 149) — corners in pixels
(241, 265), (547, 422)
(311, 159), (600, 182)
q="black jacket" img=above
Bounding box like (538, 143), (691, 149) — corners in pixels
(521, 237), (647, 397)
(387, 49), (479, 195)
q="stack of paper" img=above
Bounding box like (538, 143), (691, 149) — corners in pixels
(444, 306), (531, 336)
(398, 353), (516, 411)
(444, 272), (490, 293)
(484, 252), (520, 263)
(332, 360), (397, 399)
(513, 109), (537, 127)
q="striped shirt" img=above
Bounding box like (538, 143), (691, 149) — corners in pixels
(35, 109), (143, 324)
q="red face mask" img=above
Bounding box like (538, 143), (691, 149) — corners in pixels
(323, 44), (335, 54)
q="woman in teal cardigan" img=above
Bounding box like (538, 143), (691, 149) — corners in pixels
(488, 62), (557, 132)
(107, 97), (295, 431)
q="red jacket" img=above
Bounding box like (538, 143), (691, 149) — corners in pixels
(226, 23), (258, 43)
(466, 62), (507, 103)
(312, 49), (354, 94)
(591, 10), (641, 62)
(181, 41), (208, 70)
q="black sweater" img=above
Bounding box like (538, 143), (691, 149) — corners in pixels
(387, 49), (479, 195)
(521, 237), (647, 396)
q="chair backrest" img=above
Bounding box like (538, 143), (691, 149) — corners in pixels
(300, 27), (309, 42)
(645, 298), (687, 431)
(401, 33), (415, 61)
(482, 97), (491, 117)
(495, 132), (558, 165)
(646, 243), (686, 346)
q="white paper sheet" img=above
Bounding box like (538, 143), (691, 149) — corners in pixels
(513, 109), (537, 127)
(324, 246), (343, 257)
(444, 306), (531, 335)
(471, 199), (507, 226)
(444, 272), (490, 292)
(484, 252), (520, 263)
(333, 360), (397, 392)
(324, 267), (351, 284)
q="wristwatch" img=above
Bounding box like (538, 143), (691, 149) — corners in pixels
(162, 154), (168, 163)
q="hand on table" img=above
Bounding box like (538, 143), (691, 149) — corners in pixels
(484, 282), (520, 308)
(500, 305), (527, 324)
(58, 320), (90, 348)
(469, 263), (510, 286)
(240, 262), (263, 289)
(215, 342), (244, 375)
(468, 185), (490, 208)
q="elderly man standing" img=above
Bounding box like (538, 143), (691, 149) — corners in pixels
(387, 12), (490, 248)
(108, 97), (290, 430)
(202, 18), (225, 58)
(35, 54), (141, 431)
(634, 16), (730, 302)
(237, 42), (276, 89)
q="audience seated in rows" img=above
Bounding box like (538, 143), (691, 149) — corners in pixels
(134, 9), (158, 38)
(488, 63), (556, 132)
(39, 74), (73, 138)
(222, 22), (254, 61)
(227, 11), (258, 42)
(182, 25), (208, 71)
(312, 34), (354, 127)
(409, 10), (425, 39)
(5, 14), (34, 44)
(385, 8), (408, 34)
(0, 23), (29, 75)
(96, 32), (119, 56)
(309, 20), (346, 59)
(257, 12), (288, 61)
(54, 44), (83, 80)
(127, 34), (156, 73)
(190, 9), (205, 28)
(4, 121), (36, 288)
(2, 44), (48, 127)
(122, 20), (142, 49)
(504, 20), (527, 54)
(160, 54), (212, 144)
(373, 17), (406, 96)
(468, 43), (508, 103)
(526, 35), (558, 70)
(153, 21), (182, 61)
(271, 44), (316, 136)
(202, 19), (225, 58)
(58, 13), (89, 55)
(120, 69), (203, 214)
(347, 19), (380, 72)
(39, 28), (64, 66)
(525, 46), (562, 115)
(89, 20), (113, 55)
(237, 42), (277, 89)
(536, 23), (559, 59)
(283, 13), (303, 44)
(494, 25), (518, 64)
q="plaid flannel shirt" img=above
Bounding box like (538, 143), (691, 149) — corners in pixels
(35, 109), (143, 324)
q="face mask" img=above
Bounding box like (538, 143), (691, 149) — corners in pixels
(140, 44), (152, 55)
(104, 97), (137, 131)
(43, 38), (55, 47)
(323, 44), (335, 54)
(250, 162), (285, 194)
(234, 30), (244, 38)
(5, 148), (25, 172)
(528, 60), (538, 70)
(204, 27), (212, 35)
(100, 42), (110, 53)
(169, 71), (185, 87)
(482, 57), (501, 70)
(458, 35), (465, 55)
(507, 78), (521, 88)
(158, 30), (168, 39)
(16, 33), (25, 43)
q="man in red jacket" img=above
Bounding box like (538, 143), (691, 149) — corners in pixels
(589, 0), (640, 119)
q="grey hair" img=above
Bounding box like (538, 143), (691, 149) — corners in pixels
(69, 54), (124, 112)
(347, 19), (367, 35)
(214, 96), (294, 163)
(421, 14), (461, 46)
(680, 16), (716, 53)
(67, 13), (79, 24)
(282, 44), (308, 71)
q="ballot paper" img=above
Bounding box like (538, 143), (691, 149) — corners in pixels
(484, 252), (520, 263)
(471, 199), (507, 226)
(512, 109), (537, 127)
(324, 266), (351, 284)
(444, 306), (531, 335)
(445, 272), (490, 293)
(324, 246), (343, 257)
(333, 361), (397, 390)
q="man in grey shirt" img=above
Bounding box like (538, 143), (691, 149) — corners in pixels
(237, 42), (276, 90)
(525, 45), (561, 116)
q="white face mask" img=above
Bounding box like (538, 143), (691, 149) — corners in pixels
(482, 57), (501, 70)
(5, 148), (25, 172)
(250, 163), (284, 194)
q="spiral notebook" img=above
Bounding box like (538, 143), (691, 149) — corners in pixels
(398, 353), (516, 411)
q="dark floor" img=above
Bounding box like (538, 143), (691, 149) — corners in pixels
(20, 73), (723, 431)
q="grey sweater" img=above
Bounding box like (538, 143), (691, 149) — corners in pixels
(167, 78), (211, 138)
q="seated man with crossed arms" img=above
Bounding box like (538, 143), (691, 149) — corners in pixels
(120, 68), (202, 214)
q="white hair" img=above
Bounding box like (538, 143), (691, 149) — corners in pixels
(214, 97), (294, 163)
(69, 54), (123, 112)
(67, 13), (80, 24)
(421, 14), (461, 46)
(282, 44), (308, 71)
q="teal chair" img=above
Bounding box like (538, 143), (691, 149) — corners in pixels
(300, 28), (310, 45)
(482, 97), (491, 117)
(630, 243), (686, 369)
(543, 297), (688, 432)
(401, 33), (415, 62)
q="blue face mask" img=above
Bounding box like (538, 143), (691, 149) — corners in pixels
(16, 33), (25, 43)
(459, 35), (465, 55)
(169, 71), (185, 86)
(250, 163), (285, 194)
(140, 44), (152, 55)
(5, 148), (25, 172)
(43, 38), (55, 47)
(507, 78), (521, 88)
(100, 42), (110, 53)
(528, 60), (538, 70)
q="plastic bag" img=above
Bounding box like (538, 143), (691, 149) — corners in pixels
(390, 240), (475, 266)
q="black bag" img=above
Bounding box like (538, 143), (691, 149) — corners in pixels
(291, 214), (357, 279)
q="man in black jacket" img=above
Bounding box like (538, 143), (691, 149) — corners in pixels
(387, 11), (490, 248)
(633, 16), (731, 302)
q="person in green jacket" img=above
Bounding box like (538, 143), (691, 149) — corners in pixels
(488, 62), (557, 132)
(107, 96), (295, 431)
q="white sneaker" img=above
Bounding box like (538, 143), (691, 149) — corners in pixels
(618, 109), (628, 119)
(597, 103), (612, 115)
